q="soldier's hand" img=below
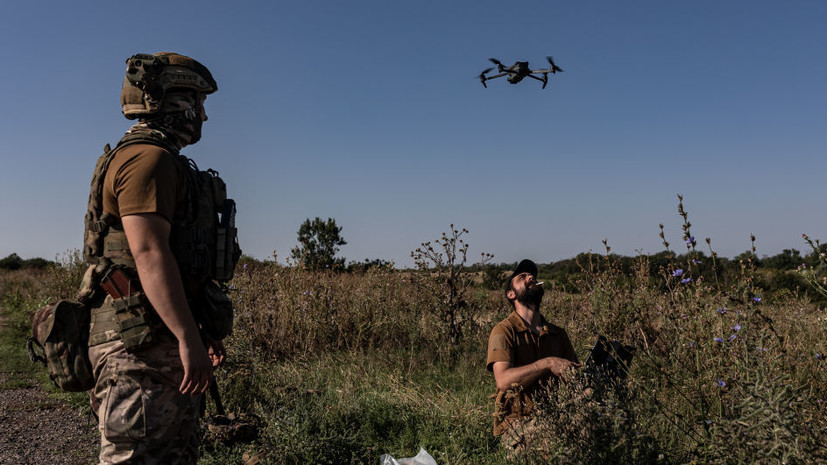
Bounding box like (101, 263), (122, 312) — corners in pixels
(206, 337), (226, 368)
(178, 335), (213, 395)
(544, 356), (580, 380)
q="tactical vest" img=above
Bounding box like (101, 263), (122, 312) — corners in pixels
(81, 130), (240, 346)
(83, 130), (240, 281)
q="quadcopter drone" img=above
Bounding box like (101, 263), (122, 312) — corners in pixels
(478, 56), (563, 89)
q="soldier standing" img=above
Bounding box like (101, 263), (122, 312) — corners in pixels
(80, 52), (240, 464)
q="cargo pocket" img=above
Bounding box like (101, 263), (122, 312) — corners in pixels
(103, 374), (147, 441)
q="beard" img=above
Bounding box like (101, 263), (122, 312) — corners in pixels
(514, 283), (544, 309)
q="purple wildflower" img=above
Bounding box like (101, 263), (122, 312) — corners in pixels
(717, 307), (727, 315)
(672, 269), (684, 277)
(716, 380), (726, 388)
(689, 341), (695, 348)
(752, 296), (762, 303)
(691, 258), (702, 265)
(817, 353), (822, 360)
(729, 334), (737, 341)
(714, 337), (724, 343)
(732, 324), (741, 331)
(686, 236), (696, 246)
(681, 277), (692, 284)
(243, 263), (248, 271)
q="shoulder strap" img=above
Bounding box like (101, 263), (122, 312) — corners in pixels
(82, 143), (116, 265)
(82, 131), (181, 265)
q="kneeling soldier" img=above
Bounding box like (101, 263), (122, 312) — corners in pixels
(486, 259), (579, 454)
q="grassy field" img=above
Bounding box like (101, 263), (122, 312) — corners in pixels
(0, 265), (94, 430)
(2, 242), (826, 464)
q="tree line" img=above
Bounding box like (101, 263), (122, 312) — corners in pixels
(6, 215), (826, 302)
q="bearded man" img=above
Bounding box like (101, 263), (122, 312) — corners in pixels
(486, 259), (579, 452)
(81, 52), (240, 464)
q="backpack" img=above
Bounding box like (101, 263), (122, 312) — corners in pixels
(26, 300), (95, 392)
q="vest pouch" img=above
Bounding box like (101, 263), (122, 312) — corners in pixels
(215, 199), (241, 282)
(198, 281), (233, 340)
(112, 293), (155, 352)
(26, 300), (95, 392)
(98, 266), (155, 352)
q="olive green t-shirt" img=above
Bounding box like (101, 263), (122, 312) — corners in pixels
(102, 143), (187, 223)
(486, 311), (578, 435)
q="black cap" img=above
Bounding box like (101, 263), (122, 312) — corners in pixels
(504, 259), (539, 295)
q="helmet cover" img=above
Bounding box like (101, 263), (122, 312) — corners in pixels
(120, 52), (217, 120)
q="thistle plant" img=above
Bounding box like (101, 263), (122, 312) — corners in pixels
(410, 224), (492, 344)
(799, 234), (827, 299)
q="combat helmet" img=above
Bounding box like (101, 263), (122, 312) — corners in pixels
(120, 52), (217, 120)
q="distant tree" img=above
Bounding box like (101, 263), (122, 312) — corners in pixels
(481, 263), (509, 290)
(346, 258), (394, 273)
(761, 249), (802, 271)
(0, 253), (24, 270)
(734, 250), (758, 264)
(291, 217), (347, 270)
(22, 257), (55, 269)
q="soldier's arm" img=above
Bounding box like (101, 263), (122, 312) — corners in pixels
(492, 357), (579, 392)
(121, 213), (213, 395)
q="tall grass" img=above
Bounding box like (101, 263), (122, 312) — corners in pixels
(0, 250), (91, 409)
(526, 251), (826, 463)
(2, 219), (826, 463)
(221, 259), (506, 463)
(220, 244), (825, 463)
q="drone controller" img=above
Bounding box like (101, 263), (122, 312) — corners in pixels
(583, 335), (635, 384)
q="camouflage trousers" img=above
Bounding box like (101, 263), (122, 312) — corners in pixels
(500, 417), (551, 461)
(89, 336), (201, 465)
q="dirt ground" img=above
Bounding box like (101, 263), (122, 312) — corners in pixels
(0, 317), (98, 465)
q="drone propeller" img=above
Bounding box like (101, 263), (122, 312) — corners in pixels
(478, 72), (490, 88)
(477, 68), (494, 88)
(546, 56), (563, 74)
(488, 58), (505, 73)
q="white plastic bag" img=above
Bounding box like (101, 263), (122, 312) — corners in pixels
(379, 447), (437, 465)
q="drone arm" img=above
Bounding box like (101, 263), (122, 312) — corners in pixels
(525, 73), (550, 89)
(479, 70), (508, 88)
(531, 67), (562, 75)
(484, 73), (508, 80)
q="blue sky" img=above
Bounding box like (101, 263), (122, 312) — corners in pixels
(1, 1), (825, 267)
